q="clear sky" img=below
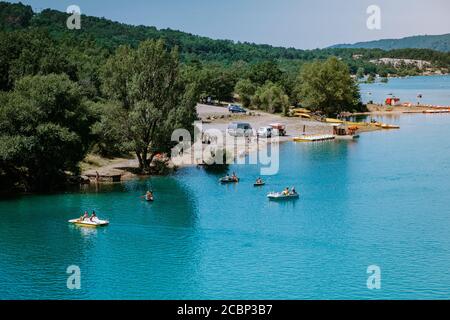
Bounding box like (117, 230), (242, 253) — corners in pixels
(10, 0), (450, 49)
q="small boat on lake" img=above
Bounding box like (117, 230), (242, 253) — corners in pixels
(267, 192), (300, 201)
(141, 191), (154, 202)
(69, 218), (109, 227)
(220, 176), (239, 183)
(254, 178), (265, 187)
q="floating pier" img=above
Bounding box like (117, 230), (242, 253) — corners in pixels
(293, 134), (335, 142)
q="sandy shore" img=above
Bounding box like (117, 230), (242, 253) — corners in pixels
(81, 103), (407, 180)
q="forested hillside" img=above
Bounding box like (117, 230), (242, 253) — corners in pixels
(1, 1), (450, 68)
(331, 33), (450, 52)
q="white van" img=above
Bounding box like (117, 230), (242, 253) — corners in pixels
(257, 126), (273, 138)
(227, 122), (253, 137)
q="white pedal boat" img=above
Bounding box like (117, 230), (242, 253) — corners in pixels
(69, 217), (109, 227)
(267, 192), (300, 200)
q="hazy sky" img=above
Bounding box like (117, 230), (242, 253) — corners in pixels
(11, 0), (450, 49)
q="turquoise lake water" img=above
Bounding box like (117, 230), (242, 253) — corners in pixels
(1, 113), (450, 300)
(360, 75), (450, 106)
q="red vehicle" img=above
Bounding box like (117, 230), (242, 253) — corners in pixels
(385, 97), (400, 106)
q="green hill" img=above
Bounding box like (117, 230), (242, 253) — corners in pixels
(0, 0), (449, 80)
(331, 34), (450, 52)
(0, 1), (319, 63)
(0, 1), (449, 66)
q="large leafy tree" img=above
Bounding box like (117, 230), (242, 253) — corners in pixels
(198, 64), (237, 102)
(0, 74), (94, 192)
(296, 57), (363, 116)
(234, 79), (256, 108)
(101, 39), (198, 172)
(251, 81), (290, 114)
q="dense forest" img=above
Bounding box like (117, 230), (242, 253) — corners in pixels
(1, 1), (450, 194)
(1, 2), (450, 68)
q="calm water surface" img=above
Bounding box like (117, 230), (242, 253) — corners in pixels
(1, 114), (450, 299)
(360, 75), (450, 106)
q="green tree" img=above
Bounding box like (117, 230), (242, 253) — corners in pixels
(366, 74), (375, 83)
(0, 2), (33, 30)
(198, 65), (237, 103)
(101, 39), (198, 172)
(0, 74), (94, 192)
(89, 101), (131, 157)
(296, 57), (362, 116)
(356, 67), (365, 79)
(234, 79), (256, 108)
(247, 61), (283, 86)
(251, 82), (290, 114)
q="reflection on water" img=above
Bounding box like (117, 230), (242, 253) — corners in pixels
(69, 224), (99, 238)
(345, 114), (402, 124)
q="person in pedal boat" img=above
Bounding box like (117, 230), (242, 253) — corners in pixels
(80, 211), (89, 221)
(290, 187), (297, 195)
(145, 191), (153, 201)
(283, 187), (290, 196)
(255, 177), (263, 184)
(90, 211), (97, 222)
(231, 172), (238, 181)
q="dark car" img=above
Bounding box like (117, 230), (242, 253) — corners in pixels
(228, 105), (247, 114)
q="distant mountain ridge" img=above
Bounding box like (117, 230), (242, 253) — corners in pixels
(330, 34), (450, 52)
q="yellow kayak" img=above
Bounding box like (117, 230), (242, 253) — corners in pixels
(325, 118), (344, 124)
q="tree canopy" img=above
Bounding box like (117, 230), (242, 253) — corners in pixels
(296, 57), (363, 116)
(0, 74), (94, 192)
(101, 40), (198, 172)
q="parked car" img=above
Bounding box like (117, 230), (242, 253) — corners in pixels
(270, 123), (287, 136)
(228, 105), (247, 114)
(257, 126), (273, 138)
(227, 122), (253, 137)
